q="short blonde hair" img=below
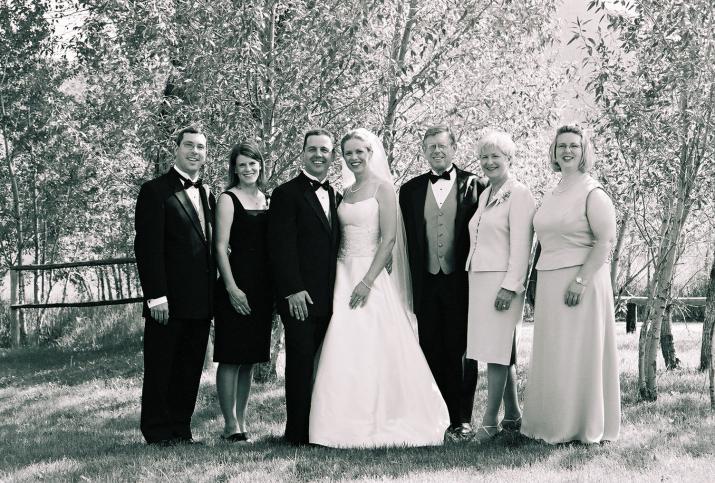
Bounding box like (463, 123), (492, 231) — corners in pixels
(476, 130), (516, 160)
(548, 125), (594, 172)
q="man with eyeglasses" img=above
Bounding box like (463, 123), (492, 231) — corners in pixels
(399, 125), (486, 441)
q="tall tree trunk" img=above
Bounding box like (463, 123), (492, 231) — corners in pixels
(1, 95), (26, 346)
(701, 253), (715, 371)
(710, 325), (714, 410)
(660, 304), (680, 369)
(640, 203), (686, 400)
(381, 0), (418, 165)
(611, 210), (630, 294)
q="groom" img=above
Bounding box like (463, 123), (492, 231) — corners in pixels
(268, 128), (341, 446)
(399, 125), (485, 439)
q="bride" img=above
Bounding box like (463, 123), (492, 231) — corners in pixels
(308, 128), (449, 448)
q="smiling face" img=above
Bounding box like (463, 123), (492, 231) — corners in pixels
(342, 137), (372, 176)
(235, 154), (261, 187)
(174, 132), (207, 177)
(554, 132), (583, 174)
(479, 145), (510, 184)
(422, 132), (456, 174)
(302, 134), (334, 180)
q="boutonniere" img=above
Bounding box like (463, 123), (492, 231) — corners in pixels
(491, 189), (511, 206)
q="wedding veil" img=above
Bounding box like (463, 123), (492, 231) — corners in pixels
(341, 129), (416, 326)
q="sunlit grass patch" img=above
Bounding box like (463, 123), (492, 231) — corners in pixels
(1, 322), (713, 481)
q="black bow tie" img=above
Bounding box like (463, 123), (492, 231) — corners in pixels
(429, 170), (452, 184)
(181, 177), (203, 189)
(309, 178), (330, 191)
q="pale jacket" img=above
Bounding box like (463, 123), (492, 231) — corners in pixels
(465, 177), (535, 293)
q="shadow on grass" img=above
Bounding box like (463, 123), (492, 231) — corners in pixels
(0, 340), (143, 388)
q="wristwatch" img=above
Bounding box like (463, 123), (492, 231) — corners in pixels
(575, 276), (587, 286)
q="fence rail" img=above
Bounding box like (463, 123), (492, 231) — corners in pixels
(8, 257), (142, 347)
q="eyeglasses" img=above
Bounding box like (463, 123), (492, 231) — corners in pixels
(556, 143), (582, 151)
(425, 143), (451, 152)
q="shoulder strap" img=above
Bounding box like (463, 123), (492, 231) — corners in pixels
(372, 182), (381, 198)
(221, 190), (243, 210)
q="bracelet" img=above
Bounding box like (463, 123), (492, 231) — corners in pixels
(360, 280), (372, 291)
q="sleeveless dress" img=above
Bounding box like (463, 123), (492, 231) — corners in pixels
(520, 174), (621, 444)
(309, 197), (450, 448)
(213, 191), (273, 364)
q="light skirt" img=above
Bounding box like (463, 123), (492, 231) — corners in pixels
(466, 271), (524, 365)
(521, 264), (621, 444)
(309, 256), (450, 448)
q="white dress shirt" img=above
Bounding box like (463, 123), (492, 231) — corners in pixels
(429, 165), (456, 209)
(302, 169), (330, 222)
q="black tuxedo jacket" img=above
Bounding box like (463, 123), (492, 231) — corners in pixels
(268, 173), (341, 318)
(134, 168), (217, 319)
(398, 166), (486, 313)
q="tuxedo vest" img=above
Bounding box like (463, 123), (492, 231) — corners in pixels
(424, 181), (458, 274)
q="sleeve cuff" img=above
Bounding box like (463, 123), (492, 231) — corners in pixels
(147, 296), (167, 308)
(500, 280), (525, 295)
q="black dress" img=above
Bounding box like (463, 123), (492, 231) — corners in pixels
(213, 191), (273, 364)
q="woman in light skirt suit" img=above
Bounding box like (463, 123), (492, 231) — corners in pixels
(464, 130), (535, 442)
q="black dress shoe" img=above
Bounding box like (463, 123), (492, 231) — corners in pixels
(177, 437), (204, 445)
(222, 432), (251, 443)
(149, 438), (178, 447)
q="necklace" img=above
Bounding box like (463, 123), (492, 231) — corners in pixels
(235, 187), (265, 209)
(553, 175), (582, 194)
(349, 183), (365, 194)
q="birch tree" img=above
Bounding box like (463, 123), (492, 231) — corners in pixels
(576, 0), (715, 400)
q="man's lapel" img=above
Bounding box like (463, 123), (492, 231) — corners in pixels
(328, 186), (340, 244)
(412, 173), (430, 230)
(174, 189), (208, 244)
(302, 179), (332, 233)
(454, 166), (477, 235)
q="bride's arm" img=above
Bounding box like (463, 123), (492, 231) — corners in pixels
(349, 180), (397, 308)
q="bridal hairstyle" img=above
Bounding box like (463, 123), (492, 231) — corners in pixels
(548, 125), (594, 173)
(476, 130), (517, 163)
(340, 130), (373, 156)
(227, 142), (266, 188)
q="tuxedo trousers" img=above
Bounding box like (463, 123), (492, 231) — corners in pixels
(417, 271), (478, 426)
(140, 316), (210, 444)
(281, 311), (330, 445)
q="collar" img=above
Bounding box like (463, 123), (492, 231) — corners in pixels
(173, 166), (200, 183)
(301, 169), (328, 185)
(430, 164), (455, 179)
(486, 175), (515, 205)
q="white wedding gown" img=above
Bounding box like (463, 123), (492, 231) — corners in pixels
(309, 198), (450, 448)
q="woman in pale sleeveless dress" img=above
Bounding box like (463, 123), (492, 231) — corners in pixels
(309, 129), (449, 448)
(521, 125), (620, 444)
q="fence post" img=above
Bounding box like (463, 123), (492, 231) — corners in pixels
(10, 268), (21, 348)
(626, 302), (637, 333)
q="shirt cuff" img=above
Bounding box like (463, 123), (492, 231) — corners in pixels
(147, 296), (168, 308)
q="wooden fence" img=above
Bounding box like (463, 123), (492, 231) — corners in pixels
(622, 296), (706, 333)
(8, 257), (142, 347)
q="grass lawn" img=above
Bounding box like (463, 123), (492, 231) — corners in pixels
(1, 321), (713, 482)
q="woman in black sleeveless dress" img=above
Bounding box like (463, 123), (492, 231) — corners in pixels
(214, 142), (273, 442)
